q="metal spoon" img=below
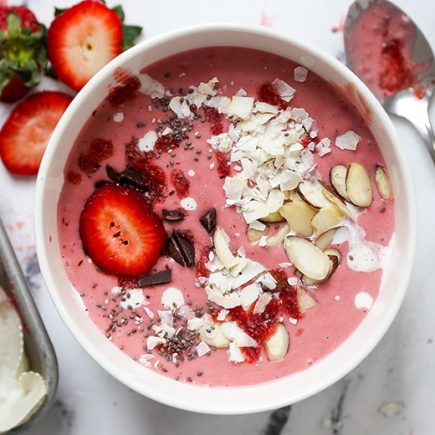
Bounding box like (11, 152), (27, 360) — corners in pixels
(344, 0), (435, 162)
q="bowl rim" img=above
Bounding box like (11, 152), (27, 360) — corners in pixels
(35, 23), (416, 414)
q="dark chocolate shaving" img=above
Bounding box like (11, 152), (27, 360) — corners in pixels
(94, 180), (110, 189)
(106, 165), (149, 191)
(199, 208), (217, 233)
(137, 269), (172, 287)
(162, 209), (185, 222)
(106, 164), (119, 181)
(167, 231), (195, 267)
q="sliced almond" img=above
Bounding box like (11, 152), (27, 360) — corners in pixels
(288, 190), (303, 202)
(375, 164), (391, 200)
(311, 206), (344, 235)
(279, 201), (316, 237)
(297, 180), (330, 208)
(322, 186), (354, 219)
(301, 273), (324, 286)
(247, 228), (265, 243)
(199, 323), (230, 348)
(284, 191), (292, 200)
(266, 224), (290, 247)
(330, 165), (350, 201)
(315, 228), (338, 250)
(260, 210), (285, 223)
(213, 227), (238, 269)
(346, 162), (373, 207)
(324, 248), (342, 262)
(301, 248), (341, 285)
(297, 287), (318, 312)
(284, 236), (332, 281)
(264, 323), (289, 361)
(324, 248), (341, 275)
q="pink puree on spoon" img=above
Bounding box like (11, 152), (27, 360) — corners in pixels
(345, 0), (431, 101)
(58, 46), (394, 387)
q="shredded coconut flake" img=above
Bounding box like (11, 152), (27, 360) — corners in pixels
(120, 289), (145, 310)
(113, 112), (124, 122)
(137, 131), (157, 152)
(139, 74), (165, 98)
(180, 197), (197, 211)
(138, 354), (154, 367)
(196, 341), (211, 357)
(147, 336), (166, 350)
(272, 79), (296, 102)
(354, 292), (374, 310)
(335, 130), (361, 151)
(161, 287), (185, 309)
(294, 66), (308, 82)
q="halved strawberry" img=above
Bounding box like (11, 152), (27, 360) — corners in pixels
(47, 1), (123, 91)
(0, 91), (72, 175)
(79, 184), (166, 277)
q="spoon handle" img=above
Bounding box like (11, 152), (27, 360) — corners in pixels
(385, 92), (435, 163)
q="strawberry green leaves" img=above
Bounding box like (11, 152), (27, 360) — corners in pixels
(111, 4), (143, 51)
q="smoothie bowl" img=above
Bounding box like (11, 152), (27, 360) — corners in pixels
(35, 25), (415, 414)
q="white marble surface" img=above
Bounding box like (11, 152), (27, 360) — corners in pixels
(1, 0), (434, 434)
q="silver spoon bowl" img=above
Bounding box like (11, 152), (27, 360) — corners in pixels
(344, 0), (435, 162)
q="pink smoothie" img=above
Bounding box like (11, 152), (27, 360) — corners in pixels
(57, 46), (394, 387)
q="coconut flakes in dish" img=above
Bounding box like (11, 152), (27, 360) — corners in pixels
(137, 131), (157, 152)
(272, 78), (296, 102)
(161, 287), (185, 309)
(120, 288), (145, 310)
(139, 73), (165, 98)
(335, 130), (361, 151)
(294, 66), (309, 82)
(196, 341), (211, 357)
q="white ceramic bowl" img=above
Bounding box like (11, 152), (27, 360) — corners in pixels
(35, 24), (416, 414)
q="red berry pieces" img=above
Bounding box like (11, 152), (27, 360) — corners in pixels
(78, 138), (113, 174)
(170, 169), (190, 198)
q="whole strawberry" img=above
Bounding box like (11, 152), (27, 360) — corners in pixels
(0, 6), (47, 103)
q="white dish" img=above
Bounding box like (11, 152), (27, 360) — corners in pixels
(35, 24), (416, 415)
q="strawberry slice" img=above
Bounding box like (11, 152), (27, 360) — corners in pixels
(0, 91), (72, 175)
(47, 1), (123, 91)
(79, 184), (166, 277)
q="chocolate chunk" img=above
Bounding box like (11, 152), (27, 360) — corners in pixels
(106, 164), (119, 182)
(167, 231), (195, 267)
(106, 165), (149, 192)
(162, 209), (185, 222)
(137, 269), (172, 287)
(200, 208), (217, 233)
(94, 180), (110, 189)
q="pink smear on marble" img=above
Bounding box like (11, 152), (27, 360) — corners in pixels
(16, 221), (25, 230)
(260, 10), (276, 27)
(331, 15), (345, 33)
